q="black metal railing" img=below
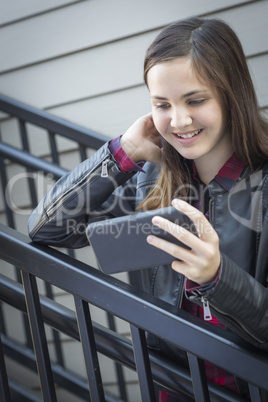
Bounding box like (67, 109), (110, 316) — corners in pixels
(0, 94), (268, 401)
(0, 94), (130, 400)
(0, 224), (268, 402)
(0, 93), (108, 227)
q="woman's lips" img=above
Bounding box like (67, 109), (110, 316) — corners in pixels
(173, 128), (203, 144)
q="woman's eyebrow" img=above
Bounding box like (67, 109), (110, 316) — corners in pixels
(150, 95), (168, 100)
(151, 90), (209, 100)
(182, 90), (209, 98)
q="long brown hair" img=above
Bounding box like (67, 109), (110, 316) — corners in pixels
(139, 17), (268, 211)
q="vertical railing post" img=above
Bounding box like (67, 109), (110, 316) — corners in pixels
(130, 324), (156, 402)
(249, 384), (267, 402)
(74, 297), (105, 402)
(107, 312), (128, 402)
(44, 281), (65, 368)
(79, 144), (87, 162)
(0, 157), (15, 229)
(188, 352), (210, 402)
(0, 333), (11, 402)
(19, 119), (38, 207)
(21, 271), (57, 402)
(48, 131), (60, 165)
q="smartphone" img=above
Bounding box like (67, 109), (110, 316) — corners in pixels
(86, 206), (197, 274)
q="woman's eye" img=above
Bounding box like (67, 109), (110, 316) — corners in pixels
(189, 99), (205, 106)
(155, 104), (170, 109)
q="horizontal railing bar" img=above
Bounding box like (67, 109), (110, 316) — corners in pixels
(8, 378), (42, 402)
(2, 336), (125, 402)
(0, 274), (246, 402)
(2, 334), (90, 400)
(0, 94), (108, 149)
(0, 225), (267, 391)
(0, 142), (67, 178)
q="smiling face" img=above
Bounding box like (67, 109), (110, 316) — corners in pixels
(147, 57), (234, 181)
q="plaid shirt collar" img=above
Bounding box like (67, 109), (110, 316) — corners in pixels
(192, 153), (247, 192)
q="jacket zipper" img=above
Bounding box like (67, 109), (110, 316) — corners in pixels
(47, 157), (110, 216)
(178, 277), (186, 308)
(206, 300), (265, 344)
(201, 296), (212, 321)
(30, 157), (110, 237)
(208, 197), (214, 223)
(101, 160), (109, 177)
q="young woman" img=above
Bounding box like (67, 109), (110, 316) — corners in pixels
(28, 17), (268, 399)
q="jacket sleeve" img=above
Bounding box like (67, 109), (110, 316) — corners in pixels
(206, 252), (268, 350)
(188, 215), (268, 351)
(28, 142), (138, 249)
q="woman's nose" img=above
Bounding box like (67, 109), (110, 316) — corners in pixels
(170, 108), (193, 129)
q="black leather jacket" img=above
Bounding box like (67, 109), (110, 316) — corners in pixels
(28, 142), (268, 351)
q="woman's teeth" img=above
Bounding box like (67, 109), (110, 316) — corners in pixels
(177, 129), (202, 139)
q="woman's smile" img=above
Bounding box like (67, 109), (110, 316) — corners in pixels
(172, 128), (203, 143)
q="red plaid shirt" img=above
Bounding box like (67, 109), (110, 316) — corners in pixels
(109, 137), (247, 399)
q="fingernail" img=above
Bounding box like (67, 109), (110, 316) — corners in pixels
(147, 235), (154, 243)
(172, 198), (181, 206)
(152, 217), (160, 225)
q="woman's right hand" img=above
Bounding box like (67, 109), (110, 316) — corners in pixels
(120, 113), (163, 163)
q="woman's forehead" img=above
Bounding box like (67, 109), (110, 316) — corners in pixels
(147, 58), (208, 93)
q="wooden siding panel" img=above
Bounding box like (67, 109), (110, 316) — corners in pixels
(49, 85), (151, 138)
(0, 0), (253, 73)
(248, 54), (268, 107)
(0, 41), (267, 111)
(209, 1), (268, 56)
(0, 0), (81, 26)
(0, 32), (154, 108)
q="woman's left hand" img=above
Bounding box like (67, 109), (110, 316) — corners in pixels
(147, 199), (221, 285)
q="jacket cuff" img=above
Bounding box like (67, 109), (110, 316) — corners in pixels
(185, 265), (221, 295)
(108, 136), (145, 173)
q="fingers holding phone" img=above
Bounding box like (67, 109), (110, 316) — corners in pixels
(147, 199), (221, 285)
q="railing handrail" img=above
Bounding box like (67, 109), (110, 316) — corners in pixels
(0, 223), (267, 392)
(0, 141), (67, 178)
(0, 93), (109, 149)
(0, 272), (247, 402)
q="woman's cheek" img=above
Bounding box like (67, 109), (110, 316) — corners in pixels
(152, 114), (168, 136)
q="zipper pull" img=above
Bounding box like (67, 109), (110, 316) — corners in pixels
(201, 296), (212, 321)
(101, 160), (108, 177)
